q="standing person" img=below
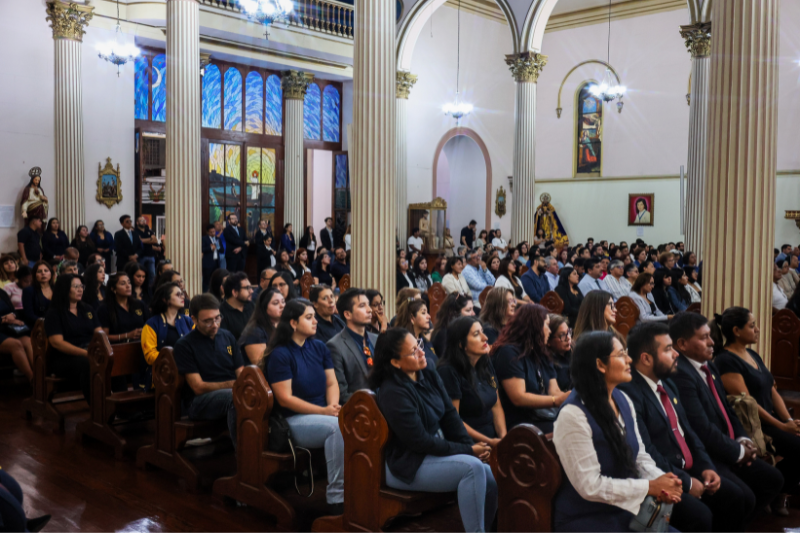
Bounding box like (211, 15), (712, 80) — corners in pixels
(134, 216), (160, 285)
(114, 215), (142, 273)
(479, 287), (515, 345)
(298, 225), (317, 261)
(554, 267), (584, 327)
(71, 225), (96, 268)
(219, 272), (255, 341)
(330, 247), (350, 284)
(310, 284), (345, 344)
(140, 282), (193, 390)
(320, 217), (336, 252)
(89, 220), (115, 268)
(223, 214), (249, 272)
(214, 220), (228, 270)
(281, 223), (296, 261)
(460, 220), (477, 249)
(256, 234), (277, 278)
(98, 272), (148, 343)
(327, 288), (377, 404)
(21, 261), (53, 327)
(491, 230), (508, 259)
(42, 217), (69, 265)
(462, 250), (495, 309)
(238, 288), (284, 365)
(252, 219), (273, 252)
(344, 224), (352, 253)
(17, 216), (42, 268)
(202, 224), (222, 293)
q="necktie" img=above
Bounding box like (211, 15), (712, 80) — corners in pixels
(656, 384), (693, 469)
(595, 279), (601, 288)
(701, 365), (735, 439)
(363, 340), (373, 367)
(128, 230), (133, 243)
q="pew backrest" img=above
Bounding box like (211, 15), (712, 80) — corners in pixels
(686, 302), (702, 314)
(300, 272), (314, 299)
(152, 347), (185, 447)
(479, 286), (492, 308)
(232, 365), (273, 456)
(339, 274), (351, 292)
(30, 319), (50, 401)
(87, 331), (146, 400)
(772, 309), (800, 391)
(540, 291), (565, 314)
(428, 283), (446, 324)
(614, 296), (639, 340)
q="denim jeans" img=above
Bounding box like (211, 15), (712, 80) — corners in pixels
(286, 414), (344, 504)
(139, 256), (156, 287)
(187, 389), (237, 449)
(385, 455), (497, 533)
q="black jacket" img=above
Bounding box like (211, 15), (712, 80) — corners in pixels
(396, 270), (415, 293)
(320, 227), (335, 252)
(223, 224), (247, 257)
(114, 229), (142, 269)
(201, 235), (223, 270)
(671, 354), (748, 465)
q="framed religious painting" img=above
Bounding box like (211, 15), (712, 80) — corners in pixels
(96, 158), (123, 208)
(628, 194), (654, 226)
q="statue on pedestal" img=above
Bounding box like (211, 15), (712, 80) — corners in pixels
(21, 167), (49, 224)
(534, 193), (568, 247)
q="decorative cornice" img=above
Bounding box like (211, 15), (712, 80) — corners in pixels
(679, 22), (712, 58)
(281, 70), (314, 100)
(396, 71), (418, 99)
(505, 52), (548, 83)
(46, 1), (94, 42)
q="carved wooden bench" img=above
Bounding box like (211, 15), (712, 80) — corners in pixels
(614, 296), (640, 340)
(427, 283), (446, 324)
(300, 272), (315, 299)
(540, 291), (565, 314)
(772, 309), (800, 392)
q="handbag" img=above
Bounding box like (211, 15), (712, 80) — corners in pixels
(727, 392), (777, 464)
(629, 495), (673, 532)
(0, 323), (30, 338)
(268, 412), (315, 497)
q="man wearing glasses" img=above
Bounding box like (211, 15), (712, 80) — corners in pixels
(174, 294), (244, 449)
(219, 272), (255, 340)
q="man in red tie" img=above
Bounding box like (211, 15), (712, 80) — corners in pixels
(670, 312), (785, 517)
(620, 322), (751, 532)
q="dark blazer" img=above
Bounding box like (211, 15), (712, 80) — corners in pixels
(672, 354), (748, 465)
(223, 224), (247, 257)
(396, 270), (415, 293)
(113, 229), (142, 269)
(320, 227), (335, 252)
(327, 328), (379, 405)
(619, 370), (715, 490)
(201, 235), (222, 270)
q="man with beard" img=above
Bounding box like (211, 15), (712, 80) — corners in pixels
(620, 322), (751, 532)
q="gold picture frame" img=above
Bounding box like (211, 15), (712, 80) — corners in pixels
(96, 157), (123, 208)
(495, 186), (507, 218)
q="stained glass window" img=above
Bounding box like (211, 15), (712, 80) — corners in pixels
(576, 82), (602, 176)
(304, 83), (321, 140)
(334, 153), (350, 232)
(208, 142), (241, 225)
(202, 65), (222, 128)
(245, 147), (276, 233)
(245, 72), (264, 134)
(265, 75), (283, 136)
(151, 54), (167, 122)
(134, 56), (149, 120)
(323, 85), (341, 142)
(224, 68), (243, 132)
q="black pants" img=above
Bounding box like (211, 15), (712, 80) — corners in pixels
(715, 457), (783, 515)
(225, 252), (245, 273)
(763, 423), (800, 493)
(0, 469), (26, 533)
(670, 472), (752, 532)
(47, 351), (90, 401)
(202, 262), (218, 293)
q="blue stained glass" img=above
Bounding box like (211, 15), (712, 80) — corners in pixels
(134, 56), (149, 120)
(202, 65), (221, 128)
(335, 154), (348, 188)
(323, 85), (341, 142)
(224, 68), (243, 131)
(582, 96), (598, 114)
(152, 54), (166, 122)
(304, 83), (321, 140)
(265, 75), (283, 136)
(245, 72), (264, 133)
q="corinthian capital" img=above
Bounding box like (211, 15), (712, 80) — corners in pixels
(679, 22), (712, 58)
(281, 70), (315, 100)
(505, 52), (548, 83)
(46, 1), (94, 42)
(396, 71), (418, 100)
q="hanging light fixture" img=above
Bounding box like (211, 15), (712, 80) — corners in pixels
(96, 0), (140, 76)
(443, 0), (473, 122)
(589, 0), (626, 112)
(240, 0), (294, 39)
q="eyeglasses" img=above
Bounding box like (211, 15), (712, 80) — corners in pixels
(606, 301), (616, 310)
(71, 284), (86, 291)
(372, 301), (385, 308)
(159, 259), (172, 266)
(239, 285), (253, 292)
(610, 349), (629, 359)
(402, 337), (426, 358)
(556, 330), (572, 342)
(199, 314), (223, 327)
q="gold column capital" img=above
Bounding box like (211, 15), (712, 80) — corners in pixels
(281, 70), (315, 100)
(505, 52), (548, 83)
(679, 22), (712, 58)
(396, 71), (418, 99)
(46, 1), (94, 42)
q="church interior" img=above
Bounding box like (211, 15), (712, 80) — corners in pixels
(2, 0), (800, 531)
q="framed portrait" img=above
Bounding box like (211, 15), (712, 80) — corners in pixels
(96, 158), (123, 208)
(629, 194), (654, 226)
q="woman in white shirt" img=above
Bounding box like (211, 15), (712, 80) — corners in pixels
(494, 257), (530, 303)
(553, 331), (682, 531)
(344, 224), (352, 252)
(441, 257), (472, 298)
(628, 273), (669, 322)
(683, 266), (702, 303)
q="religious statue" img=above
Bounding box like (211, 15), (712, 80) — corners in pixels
(419, 211), (434, 250)
(533, 193), (568, 246)
(21, 167), (49, 223)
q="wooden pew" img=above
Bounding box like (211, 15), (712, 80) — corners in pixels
(300, 272), (314, 299)
(518, 265), (529, 276)
(212, 366), (298, 529)
(686, 302), (702, 314)
(311, 390), (454, 532)
(75, 331), (155, 458)
(136, 347), (229, 489)
(493, 424), (562, 532)
(540, 291), (565, 314)
(771, 309), (800, 391)
(614, 296), (639, 340)
(427, 283), (446, 324)
(339, 274), (351, 292)
(479, 286), (492, 308)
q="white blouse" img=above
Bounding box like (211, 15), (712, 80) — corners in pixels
(495, 274), (528, 300)
(441, 273), (472, 297)
(629, 291), (668, 322)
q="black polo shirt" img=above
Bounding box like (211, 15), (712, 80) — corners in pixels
(314, 312), (345, 344)
(134, 226), (156, 257)
(460, 226), (474, 247)
(17, 226), (42, 262)
(44, 303), (100, 349)
(97, 300), (149, 335)
(173, 329), (244, 406)
(219, 299), (255, 341)
(438, 362), (499, 439)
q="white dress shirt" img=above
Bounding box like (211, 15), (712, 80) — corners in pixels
(577, 274), (607, 297)
(492, 238), (508, 258)
(604, 275), (628, 301)
(773, 282), (788, 310)
(545, 271), (559, 291)
(344, 234), (351, 252)
(210, 236), (219, 260)
(686, 284), (701, 303)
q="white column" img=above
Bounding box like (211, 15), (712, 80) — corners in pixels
(46, 1), (93, 235)
(282, 71), (313, 232)
(352, 0), (397, 314)
(702, 0), (779, 363)
(165, 0), (202, 297)
(396, 71), (417, 247)
(680, 22), (711, 260)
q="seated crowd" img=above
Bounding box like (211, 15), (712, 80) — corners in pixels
(3, 215), (800, 532)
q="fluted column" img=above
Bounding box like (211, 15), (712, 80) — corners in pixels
(396, 71), (418, 246)
(352, 0), (397, 314)
(505, 53), (547, 245)
(46, 1), (93, 235)
(165, 0), (201, 297)
(701, 0), (779, 363)
(680, 22), (711, 260)
(282, 71), (313, 232)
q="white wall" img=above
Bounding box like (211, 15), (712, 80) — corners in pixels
(310, 149), (333, 235)
(441, 136), (486, 233)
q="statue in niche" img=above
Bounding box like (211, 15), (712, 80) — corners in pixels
(21, 167), (49, 225)
(419, 211), (433, 250)
(534, 193), (569, 247)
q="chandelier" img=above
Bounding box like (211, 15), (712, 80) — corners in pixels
(590, 0), (626, 111)
(96, 0), (140, 76)
(443, 0), (473, 122)
(240, 0), (294, 38)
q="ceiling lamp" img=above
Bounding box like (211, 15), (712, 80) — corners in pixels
(96, 0), (140, 76)
(443, 0), (473, 122)
(590, 0), (626, 112)
(240, 0), (294, 39)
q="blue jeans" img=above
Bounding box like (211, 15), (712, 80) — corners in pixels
(187, 389), (237, 449)
(286, 414), (344, 504)
(385, 455), (497, 533)
(139, 255), (156, 287)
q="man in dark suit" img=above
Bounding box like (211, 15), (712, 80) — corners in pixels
(320, 217), (336, 252)
(328, 288), (378, 405)
(223, 214), (248, 273)
(202, 224), (223, 292)
(619, 322), (752, 532)
(669, 312), (784, 516)
(114, 214), (142, 272)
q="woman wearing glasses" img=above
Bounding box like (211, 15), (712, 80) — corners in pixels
(628, 273), (670, 323)
(140, 282), (193, 391)
(547, 314), (573, 391)
(573, 290), (618, 339)
(365, 289), (388, 335)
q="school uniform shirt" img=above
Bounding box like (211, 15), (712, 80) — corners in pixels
(21, 286), (50, 327)
(17, 226), (41, 262)
(312, 264), (334, 286)
(44, 303), (101, 349)
(438, 362), (500, 439)
(314, 312), (346, 344)
(492, 344), (557, 430)
(267, 339), (333, 417)
(97, 299), (149, 335)
(42, 231), (69, 262)
(219, 299), (255, 341)
(238, 324), (271, 352)
(173, 329), (243, 407)
(134, 227), (157, 257)
(141, 313), (194, 365)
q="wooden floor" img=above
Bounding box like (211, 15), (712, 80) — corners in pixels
(1, 371), (798, 532)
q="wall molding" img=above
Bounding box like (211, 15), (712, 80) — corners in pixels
(536, 170), (800, 184)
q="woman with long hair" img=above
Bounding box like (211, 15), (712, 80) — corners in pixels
(280, 223), (296, 261)
(239, 288), (284, 365)
(491, 303), (569, 432)
(547, 314), (572, 391)
(140, 282), (192, 390)
(395, 299), (438, 367)
(265, 300), (345, 515)
(778, 258), (798, 299)
(155, 270), (187, 301)
(475, 230), (489, 250)
(517, 241), (530, 266)
(368, 328), (497, 533)
(89, 220), (115, 267)
(573, 290), (617, 339)
(276, 249), (296, 283)
(431, 255), (448, 284)
(71, 225), (96, 267)
(682, 266), (702, 303)
(365, 289), (388, 335)
(268, 271), (298, 302)
(552, 331), (681, 531)
(533, 228), (546, 249)
(22, 261), (53, 327)
(682, 251), (698, 270)
(312, 251), (337, 289)
(207, 268), (229, 302)
(42, 217), (69, 264)
(412, 256), (433, 293)
(666, 268), (691, 313)
(628, 273), (669, 323)
(479, 287), (515, 345)
(554, 267), (584, 327)
(442, 257), (471, 298)
(0, 255), (18, 290)
(82, 263), (106, 310)
(124, 261), (151, 305)
(487, 254), (501, 281)
(292, 248), (313, 282)
(438, 316), (507, 446)
(298, 225), (317, 261)
(651, 269), (676, 315)
(0, 284), (34, 380)
(494, 257), (530, 303)
(98, 272), (148, 343)
(431, 293), (475, 356)
(396, 257), (415, 294)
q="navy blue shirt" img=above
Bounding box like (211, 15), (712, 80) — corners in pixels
(134, 226), (157, 257)
(17, 226), (42, 263)
(330, 260), (350, 283)
(346, 327), (374, 367)
(98, 299), (148, 334)
(174, 328), (244, 406)
(42, 230), (69, 262)
(267, 339), (333, 417)
(238, 324), (271, 352)
(314, 312), (345, 344)
(44, 303), (100, 349)
(520, 269), (549, 303)
(492, 344), (557, 430)
(438, 362), (499, 440)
